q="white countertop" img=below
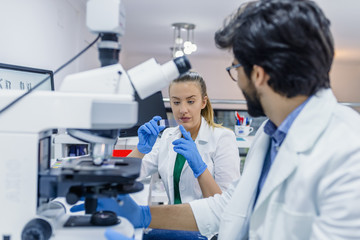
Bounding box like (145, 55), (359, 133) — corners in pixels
(115, 135), (254, 150)
(236, 135), (254, 149)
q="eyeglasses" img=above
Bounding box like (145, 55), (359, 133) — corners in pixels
(226, 63), (242, 82)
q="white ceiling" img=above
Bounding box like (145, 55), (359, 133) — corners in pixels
(119, 0), (360, 61)
(120, 0), (242, 58)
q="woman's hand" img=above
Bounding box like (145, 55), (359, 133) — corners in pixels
(172, 125), (207, 178)
(137, 116), (165, 154)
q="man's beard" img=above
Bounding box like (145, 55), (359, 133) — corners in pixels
(242, 83), (265, 117)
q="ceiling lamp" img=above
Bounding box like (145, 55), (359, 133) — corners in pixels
(171, 23), (197, 58)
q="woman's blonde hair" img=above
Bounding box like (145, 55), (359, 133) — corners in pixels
(169, 71), (223, 128)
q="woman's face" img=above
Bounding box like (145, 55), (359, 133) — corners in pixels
(169, 82), (207, 133)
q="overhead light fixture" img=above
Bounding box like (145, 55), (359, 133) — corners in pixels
(171, 22), (197, 58)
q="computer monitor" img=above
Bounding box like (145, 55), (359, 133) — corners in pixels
(119, 91), (168, 137)
(0, 63), (54, 91)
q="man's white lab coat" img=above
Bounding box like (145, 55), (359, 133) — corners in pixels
(190, 89), (360, 239)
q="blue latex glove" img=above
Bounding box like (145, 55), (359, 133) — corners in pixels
(137, 116), (165, 154)
(105, 229), (133, 240)
(172, 125), (207, 178)
(70, 195), (151, 228)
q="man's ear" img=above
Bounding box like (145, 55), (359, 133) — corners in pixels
(251, 65), (270, 87)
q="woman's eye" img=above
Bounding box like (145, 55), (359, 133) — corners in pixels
(188, 100), (195, 104)
(173, 101), (180, 105)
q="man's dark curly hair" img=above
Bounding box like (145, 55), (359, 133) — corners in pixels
(215, 0), (334, 98)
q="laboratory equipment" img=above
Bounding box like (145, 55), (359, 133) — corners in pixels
(0, 58), (190, 240)
(0, 0), (191, 239)
(119, 91), (168, 137)
(0, 63), (54, 91)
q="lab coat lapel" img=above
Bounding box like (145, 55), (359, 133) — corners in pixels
(252, 141), (298, 212)
(218, 126), (270, 239)
(234, 129), (271, 210)
(167, 127), (182, 204)
(182, 117), (209, 174)
(253, 89), (335, 212)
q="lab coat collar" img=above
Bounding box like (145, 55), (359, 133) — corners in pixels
(252, 88), (336, 212)
(195, 117), (211, 144)
(165, 117), (209, 184)
(166, 124), (182, 138)
(167, 116), (209, 144)
(284, 88), (335, 152)
(219, 126), (270, 238)
(164, 127), (182, 204)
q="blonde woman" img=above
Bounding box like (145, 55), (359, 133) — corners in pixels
(128, 71), (240, 204)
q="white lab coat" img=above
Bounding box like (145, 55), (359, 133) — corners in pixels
(190, 89), (360, 239)
(139, 117), (241, 204)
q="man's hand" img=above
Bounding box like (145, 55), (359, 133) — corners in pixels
(70, 195), (151, 228)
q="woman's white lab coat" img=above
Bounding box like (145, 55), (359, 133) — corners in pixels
(190, 89), (360, 239)
(139, 117), (241, 204)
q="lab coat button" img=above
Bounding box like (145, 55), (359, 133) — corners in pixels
(180, 184), (185, 191)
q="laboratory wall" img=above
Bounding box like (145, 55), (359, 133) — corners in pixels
(120, 51), (360, 111)
(0, 0), (98, 90)
(119, 51), (247, 110)
(0, 0), (359, 111)
(331, 60), (360, 106)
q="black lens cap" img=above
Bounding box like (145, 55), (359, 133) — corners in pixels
(173, 56), (191, 74)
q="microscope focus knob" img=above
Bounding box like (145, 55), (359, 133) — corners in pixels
(66, 192), (80, 205)
(21, 218), (52, 240)
(65, 186), (83, 205)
